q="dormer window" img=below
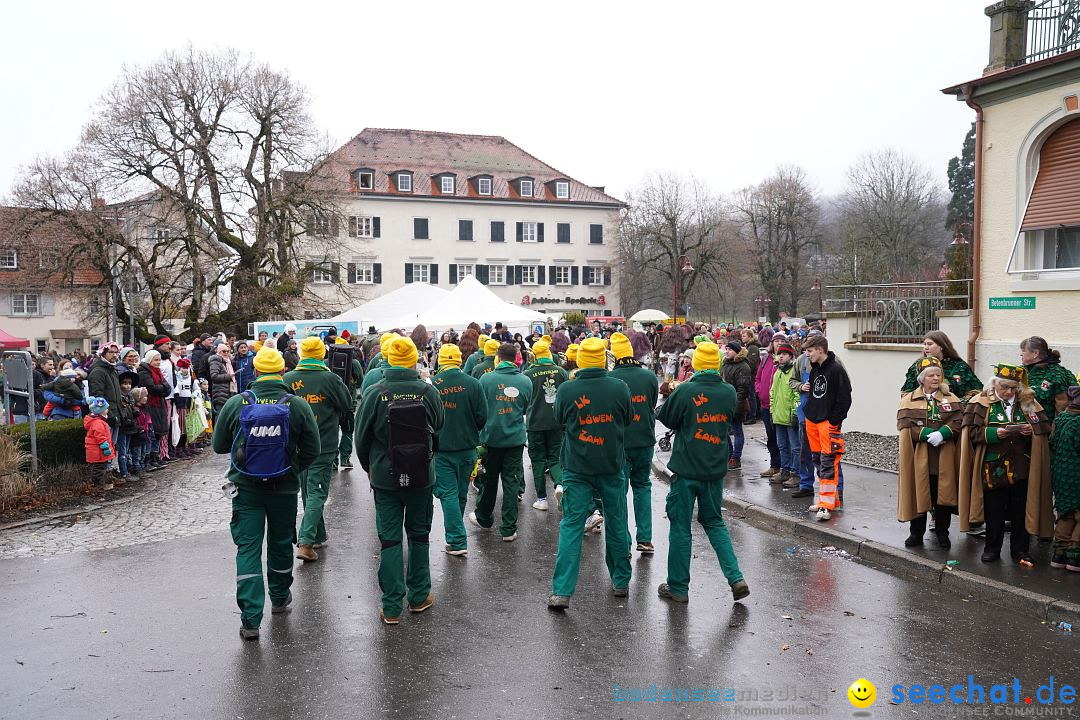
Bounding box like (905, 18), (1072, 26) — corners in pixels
(476, 176), (493, 196)
(354, 169), (374, 190)
(555, 181), (569, 199)
(396, 173), (412, 192)
(519, 178), (534, 198)
(440, 176), (455, 194)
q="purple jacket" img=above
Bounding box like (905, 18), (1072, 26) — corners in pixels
(755, 351), (775, 408)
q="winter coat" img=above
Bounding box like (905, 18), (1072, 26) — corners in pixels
(656, 371), (736, 479)
(755, 352), (776, 408)
(233, 351), (255, 393)
(896, 387), (963, 521)
(283, 349), (300, 372)
(84, 414), (114, 464)
(555, 367), (632, 475)
(803, 351), (853, 427)
(744, 341), (761, 381)
(87, 358), (122, 426)
(769, 363), (800, 427)
(720, 349), (753, 420)
(207, 354), (236, 415)
(137, 362), (171, 435)
(190, 345), (212, 382)
(432, 366), (487, 452)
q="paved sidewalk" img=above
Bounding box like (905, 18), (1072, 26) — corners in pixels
(652, 420), (1079, 622)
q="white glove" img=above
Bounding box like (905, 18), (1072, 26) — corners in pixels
(926, 430), (944, 447)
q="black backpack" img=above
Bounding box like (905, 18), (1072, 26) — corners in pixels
(384, 393), (437, 489)
(327, 345), (357, 385)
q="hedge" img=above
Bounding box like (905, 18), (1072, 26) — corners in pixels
(3, 418), (87, 468)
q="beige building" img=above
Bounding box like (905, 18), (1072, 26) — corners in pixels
(300, 129), (625, 319)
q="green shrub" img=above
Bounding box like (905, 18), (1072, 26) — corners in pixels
(3, 418), (87, 468)
(562, 311), (586, 327)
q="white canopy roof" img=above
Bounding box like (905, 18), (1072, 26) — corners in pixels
(330, 283), (450, 328)
(384, 275), (549, 333)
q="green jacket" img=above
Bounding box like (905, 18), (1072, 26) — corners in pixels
(610, 359), (659, 449)
(463, 351), (482, 376)
(769, 362), (800, 427)
(346, 358), (364, 404)
(1050, 409), (1080, 514)
(479, 362), (532, 448)
(283, 359), (354, 458)
(555, 366), (632, 475)
(361, 365), (386, 393)
(1027, 361), (1075, 423)
(354, 366), (444, 490)
(211, 374), (321, 494)
(523, 359), (569, 431)
(470, 355), (496, 379)
(902, 356), (981, 397)
(657, 371), (735, 480)
(432, 366), (487, 451)
(368, 352), (383, 371)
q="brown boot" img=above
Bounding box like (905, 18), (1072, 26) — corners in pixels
(759, 467), (781, 478)
(296, 544), (318, 561)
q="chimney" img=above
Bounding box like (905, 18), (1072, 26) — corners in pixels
(92, 197), (106, 210)
(984, 0), (1035, 73)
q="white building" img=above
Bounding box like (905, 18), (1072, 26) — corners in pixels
(302, 129), (625, 319)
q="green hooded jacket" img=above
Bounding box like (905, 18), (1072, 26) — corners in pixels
(657, 371), (735, 479)
(432, 366), (488, 451)
(769, 362), (800, 427)
(479, 362), (532, 448)
(470, 355), (496, 379)
(361, 365), (387, 393)
(555, 366), (632, 474)
(211, 374), (321, 494)
(523, 358), (570, 431)
(283, 358), (354, 457)
(610, 358), (659, 449)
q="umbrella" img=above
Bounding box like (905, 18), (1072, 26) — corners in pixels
(628, 309), (671, 323)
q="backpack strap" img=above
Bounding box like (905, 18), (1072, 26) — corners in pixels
(241, 390), (256, 405)
(276, 393), (293, 405)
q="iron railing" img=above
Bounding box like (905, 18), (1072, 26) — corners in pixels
(825, 280), (972, 345)
(1025, 0), (1080, 63)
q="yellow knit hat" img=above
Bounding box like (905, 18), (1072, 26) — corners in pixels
(609, 332), (633, 360)
(252, 340), (264, 353)
(566, 344), (580, 362)
(484, 338), (500, 356)
(334, 337), (348, 345)
(300, 336), (326, 360)
(438, 343), (462, 367)
(380, 334), (396, 355)
(541, 334), (551, 344)
(253, 346), (285, 374)
(533, 340), (552, 360)
(692, 341), (720, 371)
(478, 334), (490, 348)
(578, 337), (606, 369)
(388, 337), (418, 368)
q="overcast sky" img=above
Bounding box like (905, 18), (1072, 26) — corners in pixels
(1, 0), (990, 203)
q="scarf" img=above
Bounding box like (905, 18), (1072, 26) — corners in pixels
(145, 364), (166, 408)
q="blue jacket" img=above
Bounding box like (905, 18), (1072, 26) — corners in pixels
(233, 352), (255, 393)
(44, 390), (82, 419)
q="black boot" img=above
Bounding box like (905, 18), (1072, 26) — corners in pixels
(905, 515), (926, 547)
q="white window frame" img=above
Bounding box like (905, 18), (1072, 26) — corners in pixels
(478, 177), (492, 195)
(397, 173), (412, 192)
(554, 266), (571, 286)
(356, 171), (374, 190)
(440, 176), (455, 194)
(457, 263), (474, 282)
(352, 215), (373, 239)
(1011, 226), (1080, 273)
(588, 266), (606, 287)
(522, 221), (537, 243)
(312, 264), (334, 285)
(555, 181), (569, 199)
(11, 292), (40, 316)
(0, 249), (18, 269)
(520, 179), (534, 197)
(521, 265), (538, 285)
(412, 263), (430, 284)
(36, 339), (48, 355)
(355, 262), (374, 284)
(488, 265), (506, 285)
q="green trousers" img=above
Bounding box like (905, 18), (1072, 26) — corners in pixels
(474, 445), (524, 537)
(373, 487), (434, 617)
(527, 428), (563, 499)
(230, 487), (297, 628)
(666, 474), (744, 597)
(338, 425), (353, 466)
(298, 453), (334, 546)
(434, 449), (474, 551)
(551, 468), (631, 596)
(624, 445), (655, 544)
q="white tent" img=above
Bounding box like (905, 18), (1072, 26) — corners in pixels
(384, 275), (549, 334)
(330, 283), (450, 329)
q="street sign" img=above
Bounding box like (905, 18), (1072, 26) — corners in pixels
(988, 296), (1036, 310)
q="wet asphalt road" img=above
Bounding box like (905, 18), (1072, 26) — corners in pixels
(1, 453), (1077, 719)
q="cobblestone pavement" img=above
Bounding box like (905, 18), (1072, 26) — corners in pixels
(0, 453), (231, 559)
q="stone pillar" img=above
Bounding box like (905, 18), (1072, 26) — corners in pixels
(984, 0), (1035, 72)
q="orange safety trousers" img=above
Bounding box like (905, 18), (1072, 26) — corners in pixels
(805, 420), (844, 510)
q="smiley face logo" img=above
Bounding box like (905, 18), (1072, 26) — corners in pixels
(848, 678), (876, 708)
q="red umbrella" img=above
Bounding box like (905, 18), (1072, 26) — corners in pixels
(0, 328), (30, 349)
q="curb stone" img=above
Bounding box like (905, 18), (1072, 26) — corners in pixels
(650, 456), (1067, 624)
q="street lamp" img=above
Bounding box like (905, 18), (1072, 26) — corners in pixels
(810, 278), (823, 316)
(753, 294), (771, 321)
(672, 255), (694, 323)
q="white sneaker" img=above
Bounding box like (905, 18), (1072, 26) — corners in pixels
(554, 485), (564, 513)
(502, 532), (518, 542)
(468, 512), (487, 530)
(584, 511), (604, 535)
(808, 503), (820, 512)
(532, 498), (549, 511)
(816, 508), (832, 521)
(444, 545), (468, 556)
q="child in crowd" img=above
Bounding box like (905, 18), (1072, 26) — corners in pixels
(173, 357), (194, 456)
(41, 368), (85, 419)
(117, 371), (140, 482)
(84, 396), (115, 490)
(132, 387), (156, 473)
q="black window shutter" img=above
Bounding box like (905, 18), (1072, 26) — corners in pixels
(549, 265), (557, 285)
(347, 262), (357, 284)
(405, 263), (414, 283)
(537, 266), (546, 284)
(373, 217), (381, 238)
(582, 266), (591, 285)
(505, 265), (515, 286)
(430, 264), (438, 284)
(303, 260), (315, 281)
(571, 266), (579, 285)
(604, 267), (612, 285)
(330, 262), (340, 283)
(516, 222), (523, 242)
(415, 218), (429, 239)
(514, 265), (523, 284)
(537, 223), (545, 243)
(305, 213), (314, 236)
(330, 217), (340, 238)
(459, 220), (473, 241)
(558, 223), (570, 243)
(373, 263), (382, 284)
(348, 217), (357, 238)
(449, 263), (457, 284)
(476, 264), (488, 284)
(491, 221), (504, 243)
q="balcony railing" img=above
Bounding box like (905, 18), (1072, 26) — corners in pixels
(1025, 0), (1080, 63)
(825, 280), (972, 345)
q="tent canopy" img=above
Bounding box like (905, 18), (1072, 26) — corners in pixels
(330, 283), (450, 329)
(628, 308), (670, 323)
(385, 275), (548, 334)
(0, 328), (30, 349)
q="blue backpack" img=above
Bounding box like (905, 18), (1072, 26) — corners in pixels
(230, 391), (293, 480)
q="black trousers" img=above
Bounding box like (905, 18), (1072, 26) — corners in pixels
(983, 479), (1030, 558)
(909, 474), (954, 537)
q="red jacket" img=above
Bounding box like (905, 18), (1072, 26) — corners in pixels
(84, 414), (114, 464)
